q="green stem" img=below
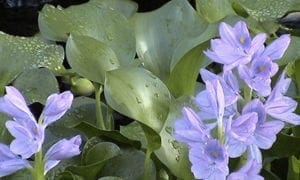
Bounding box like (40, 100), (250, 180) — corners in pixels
(95, 84), (106, 130)
(143, 149), (152, 180)
(217, 116), (224, 144)
(106, 106), (113, 130)
(32, 150), (45, 180)
(243, 86), (252, 102)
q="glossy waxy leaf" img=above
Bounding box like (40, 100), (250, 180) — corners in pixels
(66, 35), (120, 84)
(66, 141), (120, 180)
(154, 97), (194, 180)
(234, 0), (291, 22)
(38, 1), (135, 65)
(196, 0), (235, 22)
(120, 122), (148, 149)
(89, 0), (138, 18)
(167, 39), (210, 98)
(0, 32), (64, 92)
(98, 147), (156, 180)
(134, 0), (208, 80)
(59, 96), (99, 127)
(104, 67), (171, 133)
(13, 68), (59, 104)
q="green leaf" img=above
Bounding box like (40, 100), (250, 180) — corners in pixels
(73, 121), (140, 148)
(264, 133), (300, 158)
(89, 0), (137, 18)
(38, 2), (135, 65)
(66, 35), (120, 84)
(234, 0), (291, 22)
(167, 40), (210, 98)
(98, 147), (156, 180)
(3, 169), (32, 180)
(120, 122), (148, 149)
(288, 156), (300, 180)
(0, 32), (64, 91)
(196, 0), (235, 22)
(84, 142), (120, 165)
(134, 0), (208, 80)
(67, 141), (120, 180)
(13, 68), (59, 104)
(278, 36), (300, 66)
(0, 113), (11, 144)
(154, 97), (194, 180)
(104, 67), (171, 133)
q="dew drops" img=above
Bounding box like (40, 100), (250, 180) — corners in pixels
(154, 93), (159, 98)
(136, 97), (142, 104)
(175, 155), (180, 161)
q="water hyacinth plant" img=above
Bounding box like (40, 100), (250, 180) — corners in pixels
(1, 0), (300, 179)
(174, 20), (298, 179)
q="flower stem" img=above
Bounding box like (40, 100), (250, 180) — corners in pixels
(143, 149), (152, 180)
(243, 86), (252, 102)
(95, 84), (106, 130)
(32, 150), (45, 180)
(217, 116), (224, 144)
(106, 106), (114, 130)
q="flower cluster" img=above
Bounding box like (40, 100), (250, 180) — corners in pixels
(174, 21), (298, 179)
(0, 86), (81, 177)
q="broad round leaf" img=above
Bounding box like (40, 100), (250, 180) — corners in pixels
(196, 0), (235, 22)
(66, 35), (119, 84)
(89, 0), (138, 18)
(234, 0), (291, 22)
(38, 2), (135, 65)
(13, 68), (59, 104)
(0, 32), (64, 91)
(104, 67), (171, 133)
(134, 0), (208, 80)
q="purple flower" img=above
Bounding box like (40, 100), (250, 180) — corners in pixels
(5, 119), (44, 159)
(204, 21), (266, 71)
(0, 86), (74, 158)
(199, 69), (239, 106)
(238, 56), (278, 96)
(205, 79), (225, 121)
(0, 144), (30, 177)
(173, 107), (210, 146)
(264, 71), (300, 125)
(225, 113), (258, 158)
(189, 139), (229, 180)
(42, 91), (73, 127)
(257, 34), (291, 61)
(227, 159), (263, 180)
(226, 99), (284, 160)
(0, 86), (35, 122)
(44, 135), (82, 174)
(243, 99), (284, 149)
